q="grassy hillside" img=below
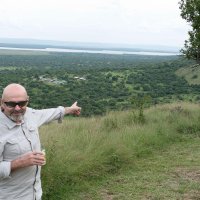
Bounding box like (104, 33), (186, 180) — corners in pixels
(40, 102), (200, 199)
(176, 64), (200, 85)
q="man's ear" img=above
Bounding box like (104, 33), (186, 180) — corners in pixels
(0, 99), (5, 112)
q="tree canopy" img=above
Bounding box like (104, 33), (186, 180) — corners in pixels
(179, 0), (200, 63)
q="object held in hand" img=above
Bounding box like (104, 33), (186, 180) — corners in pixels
(42, 149), (46, 165)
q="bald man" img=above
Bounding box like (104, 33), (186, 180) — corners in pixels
(0, 83), (81, 200)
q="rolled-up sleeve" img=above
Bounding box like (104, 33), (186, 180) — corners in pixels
(0, 161), (11, 179)
(0, 142), (11, 179)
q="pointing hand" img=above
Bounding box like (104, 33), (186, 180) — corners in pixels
(65, 101), (81, 116)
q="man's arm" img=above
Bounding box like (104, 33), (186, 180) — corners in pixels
(11, 151), (45, 172)
(0, 142), (40, 178)
(32, 101), (81, 127)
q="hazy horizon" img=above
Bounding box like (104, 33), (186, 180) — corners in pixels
(0, 37), (181, 52)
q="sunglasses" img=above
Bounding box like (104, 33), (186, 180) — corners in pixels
(4, 101), (28, 108)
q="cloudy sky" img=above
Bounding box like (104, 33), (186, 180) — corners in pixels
(0, 0), (190, 47)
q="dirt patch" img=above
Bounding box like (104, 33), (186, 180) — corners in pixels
(173, 168), (200, 182)
(183, 191), (200, 200)
(171, 167), (200, 199)
(100, 189), (120, 200)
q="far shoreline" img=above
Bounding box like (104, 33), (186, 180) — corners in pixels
(0, 47), (179, 56)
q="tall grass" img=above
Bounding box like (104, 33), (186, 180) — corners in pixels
(40, 102), (200, 199)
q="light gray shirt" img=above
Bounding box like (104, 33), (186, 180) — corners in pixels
(0, 106), (65, 200)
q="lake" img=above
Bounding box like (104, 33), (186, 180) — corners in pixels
(0, 47), (179, 56)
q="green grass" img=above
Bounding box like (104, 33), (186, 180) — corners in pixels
(40, 102), (200, 199)
(85, 139), (200, 200)
(176, 64), (200, 85)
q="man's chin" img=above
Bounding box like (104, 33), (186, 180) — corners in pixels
(9, 114), (24, 122)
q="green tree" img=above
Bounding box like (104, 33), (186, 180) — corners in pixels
(179, 0), (200, 63)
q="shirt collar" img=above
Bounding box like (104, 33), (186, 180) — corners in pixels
(0, 110), (24, 129)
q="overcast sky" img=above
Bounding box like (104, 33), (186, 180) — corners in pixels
(0, 0), (190, 47)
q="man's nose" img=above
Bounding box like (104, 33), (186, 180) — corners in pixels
(14, 105), (21, 110)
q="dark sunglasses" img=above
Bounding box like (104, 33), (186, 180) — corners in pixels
(4, 101), (28, 108)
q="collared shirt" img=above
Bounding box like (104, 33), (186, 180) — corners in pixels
(0, 106), (65, 200)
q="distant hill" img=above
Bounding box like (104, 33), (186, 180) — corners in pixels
(0, 38), (180, 53)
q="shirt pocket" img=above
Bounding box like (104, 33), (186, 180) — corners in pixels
(3, 138), (20, 160)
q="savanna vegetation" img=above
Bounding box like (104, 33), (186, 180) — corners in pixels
(40, 102), (200, 199)
(0, 2), (199, 199)
(0, 50), (199, 116)
(1, 48), (200, 199)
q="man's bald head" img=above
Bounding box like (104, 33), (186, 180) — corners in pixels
(2, 83), (28, 101)
(1, 83), (29, 123)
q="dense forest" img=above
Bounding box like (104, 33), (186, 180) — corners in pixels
(0, 50), (198, 116)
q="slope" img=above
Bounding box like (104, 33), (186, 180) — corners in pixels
(39, 102), (200, 199)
